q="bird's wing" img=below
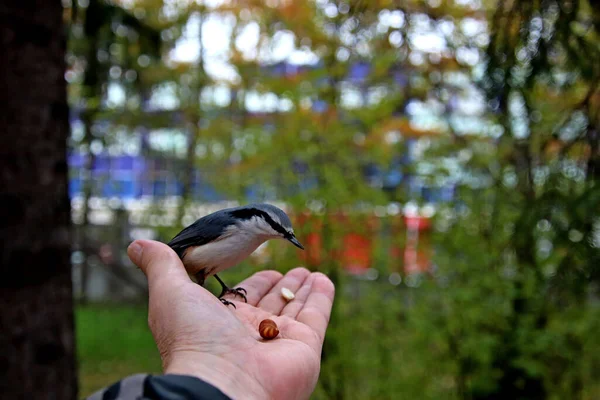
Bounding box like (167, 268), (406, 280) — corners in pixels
(167, 213), (230, 258)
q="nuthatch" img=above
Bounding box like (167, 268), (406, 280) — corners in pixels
(167, 203), (304, 308)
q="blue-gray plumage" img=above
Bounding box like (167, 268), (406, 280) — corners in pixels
(167, 203), (304, 307)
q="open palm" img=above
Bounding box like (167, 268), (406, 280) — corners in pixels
(128, 240), (335, 400)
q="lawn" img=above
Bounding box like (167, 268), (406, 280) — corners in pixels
(76, 304), (162, 397)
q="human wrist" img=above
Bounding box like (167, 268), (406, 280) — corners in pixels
(163, 351), (267, 400)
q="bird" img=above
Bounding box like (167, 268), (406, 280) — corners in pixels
(167, 203), (304, 308)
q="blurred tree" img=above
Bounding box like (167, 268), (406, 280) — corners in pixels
(0, 1), (76, 399)
(66, 0), (162, 300)
(413, 0), (600, 399)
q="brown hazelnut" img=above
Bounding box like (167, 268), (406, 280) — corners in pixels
(259, 319), (279, 340)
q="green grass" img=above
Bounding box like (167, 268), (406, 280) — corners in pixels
(76, 304), (162, 397)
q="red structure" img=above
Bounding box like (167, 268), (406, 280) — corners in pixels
(293, 210), (432, 277)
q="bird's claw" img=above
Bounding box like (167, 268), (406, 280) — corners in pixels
(220, 298), (236, 309)
(219, 287), (248, 303)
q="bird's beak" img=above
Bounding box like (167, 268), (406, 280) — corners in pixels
(287, 235), (305, 250)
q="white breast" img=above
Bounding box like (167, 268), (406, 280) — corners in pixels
(181, 227), (270, 277)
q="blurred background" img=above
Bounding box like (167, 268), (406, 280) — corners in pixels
(63, 0), (600, 398)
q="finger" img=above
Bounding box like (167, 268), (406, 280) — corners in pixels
(127, 240), (190, 290)
(257, 267), (311, 315)
(280, 273), (316, 318)
(296, 272), (335, 344)
(221, 270), (283, 306)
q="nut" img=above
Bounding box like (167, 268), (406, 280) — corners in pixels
(259, 319), (279, 340)
(281, 287), (295, 301)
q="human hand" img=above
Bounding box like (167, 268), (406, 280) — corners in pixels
(127, 239), (335, 400)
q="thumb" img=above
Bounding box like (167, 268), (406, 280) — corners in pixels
(128, 239), (190, 287)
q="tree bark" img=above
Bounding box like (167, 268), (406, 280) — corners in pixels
(0, 2), (77, 399)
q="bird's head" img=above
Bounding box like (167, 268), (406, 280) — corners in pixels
(230, 203), (304, 250)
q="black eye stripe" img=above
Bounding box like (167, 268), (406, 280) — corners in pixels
(262, 213), (287, 235)
(231, 208), (287, 235)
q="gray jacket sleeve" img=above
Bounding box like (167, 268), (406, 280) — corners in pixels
(86, 373), (232, 400)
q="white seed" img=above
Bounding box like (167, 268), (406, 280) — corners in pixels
(281, 287), (295, 301)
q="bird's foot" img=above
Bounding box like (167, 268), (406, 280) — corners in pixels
(219, 286), (248, 303)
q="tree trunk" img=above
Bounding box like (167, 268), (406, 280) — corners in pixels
(0, 2), (77, 399)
